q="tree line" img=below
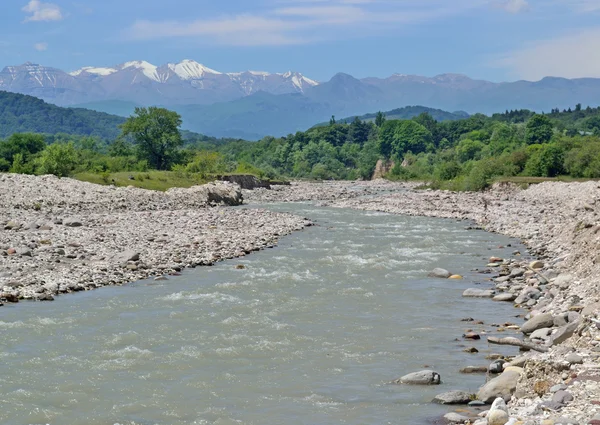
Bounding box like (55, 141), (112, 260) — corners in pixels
(2, 104), (600, 191)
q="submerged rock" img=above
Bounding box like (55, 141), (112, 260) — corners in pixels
(428, 268), (452, 279)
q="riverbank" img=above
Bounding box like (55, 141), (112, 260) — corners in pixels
(323, 181), (600, 425)
(247, 180), (600, 424)
(3, 175), (599, 424)
(0, 173), (311, 304)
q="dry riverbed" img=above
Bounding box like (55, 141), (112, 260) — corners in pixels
(0, 174), (311, 303)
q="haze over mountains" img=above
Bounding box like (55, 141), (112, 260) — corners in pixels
(2, 60), (600, 139)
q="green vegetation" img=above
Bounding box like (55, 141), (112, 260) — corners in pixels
(3, 91), (600, 192)
(74, 171), (211, 191)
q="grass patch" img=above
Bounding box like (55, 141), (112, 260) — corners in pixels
(74, 171), (212, 191)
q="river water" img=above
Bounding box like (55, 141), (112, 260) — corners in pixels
(0, 203), (526, 425)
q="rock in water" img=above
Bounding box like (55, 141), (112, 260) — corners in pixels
(463, 288), (495, 298)
(477, 367), (523, 403)
(520, 313), (554, 334)
(394, 370), (441, 385)
(444, 412), (471, 423)
(487, 397), (510, 425)
(428, 268), (451, 279)
(433, 390), (473, 405)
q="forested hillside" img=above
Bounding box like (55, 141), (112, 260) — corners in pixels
(0, 91), (125, 139)
(199, 104), (600, 189)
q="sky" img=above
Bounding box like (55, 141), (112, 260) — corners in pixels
(1, 0), (600, 82)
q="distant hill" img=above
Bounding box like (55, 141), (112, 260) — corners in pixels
(316, 106), (469, 127)
(72, 100), (139, 118)
(0, 91), (125, 139)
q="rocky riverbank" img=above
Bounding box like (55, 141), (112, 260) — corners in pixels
(325, 181), (600, 425)
(0, 174), (311, 305)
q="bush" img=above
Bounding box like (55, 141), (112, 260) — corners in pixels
(35, 143), (78, 177)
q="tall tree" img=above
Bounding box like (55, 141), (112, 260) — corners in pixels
(525, 114), (554, 145)
(375, 111), (386, 127)
(120, 107), (183, 170)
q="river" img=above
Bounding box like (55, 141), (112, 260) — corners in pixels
(0, 203), (526, 425)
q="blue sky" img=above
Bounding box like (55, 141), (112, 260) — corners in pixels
(2, 0), (600, 82)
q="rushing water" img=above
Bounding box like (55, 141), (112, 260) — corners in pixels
(0, 204), (527, 425)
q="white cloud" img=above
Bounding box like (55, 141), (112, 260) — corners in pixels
(492, 28), (600, 79)
(494, 0), (529, 13)
(22, 0), (63, 22)
(34, 42), (48, 51)
(125, 0), (486, 46)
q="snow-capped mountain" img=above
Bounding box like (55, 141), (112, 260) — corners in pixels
(0, 60), (319, 106)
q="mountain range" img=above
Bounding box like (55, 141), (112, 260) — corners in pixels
(2, 60), (600, 138)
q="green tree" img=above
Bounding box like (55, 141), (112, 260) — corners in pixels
(526, 114), (554, 145)
(35, 143), (78, 177)
(378, 120), (432, 159)
(375, 111), (386, 127)
(0, 133), (46, 164)
(120, 107), (183, 170)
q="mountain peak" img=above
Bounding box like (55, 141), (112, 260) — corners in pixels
(168, 60), (222, 80)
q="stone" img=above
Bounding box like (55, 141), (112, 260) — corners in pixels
(449, 275), (463, 279)
(395, 370), (441, 385)
(488, 397), (510, 425)
(565, 353), (583, 364)
(116, 250), (140, 263)
(550, 321), (579, 346)
(464, 347), (479, 353)
(530, 260), (544, 269)
(463, 288), (495, 298)
(550, 384), (567, 393)
(515, 287), (541, 304)
(520, 313), (554, 334)
(494, 293), (517, 302)
(1, 293), (19, 303)
(490, 257), (503, 263)
(444, 412), (471, 423)
(460, 366), (488, 374)
(463, 332), (481, 340)
(468, 400), (486, 406)
(489, 360), (506, 374)
(63, 217), (83, 227)
(554, 274), (573, 290)
(477, 367), (523, 403)
(15, 247), (32, 257)
(510, 268), (526, 278)
(552, 390), (573, 404)
(530, 327), (553, 340)
(432, 390), (473, 405)
(428, 268), (451, 278)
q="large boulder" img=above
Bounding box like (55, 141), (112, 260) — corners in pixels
(520, 313), (554, 334)
(167, 182), (243, 207)
(394, 370), (441, 385)
(428, 268), (451, 279)
(477, 367), (523, 403)
(433, 390), (473, 405)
